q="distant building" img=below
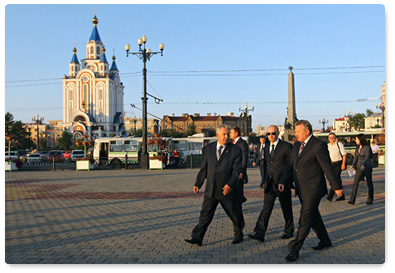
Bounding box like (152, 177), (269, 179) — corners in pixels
(62, 14), (125, 142)
(332, 116), (350, 132)
(162, 112), (252, 136)
(365, 113), (383, 129)
(124, 117), (159, 136)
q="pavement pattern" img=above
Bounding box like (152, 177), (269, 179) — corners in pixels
(5, 166), (385, 264)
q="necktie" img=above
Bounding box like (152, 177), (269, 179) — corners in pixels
(217, 145), (223, 160)
(260, 145), (264, 159)
(299, 142), (305, 155)
(270, 144), (275, 158)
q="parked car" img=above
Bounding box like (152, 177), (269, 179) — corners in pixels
(18, 150), (29, 162)
(70, 150), (85, 161)
(47, 150), (63, 162)
(5, 151), (19, 160)
(26, 153), (42, 163)
(40, 151), (49, 161)
(64, 151), (72, 160)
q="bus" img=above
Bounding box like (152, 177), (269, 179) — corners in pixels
(93, 136), (172, 168)
(313, 130), (385, 164)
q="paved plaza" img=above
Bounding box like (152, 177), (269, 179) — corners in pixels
(5, 166), (385, 264)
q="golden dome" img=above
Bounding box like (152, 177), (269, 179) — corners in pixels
(92, 15), (99, 26)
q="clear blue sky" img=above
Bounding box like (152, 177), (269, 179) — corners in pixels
(4, 3), (385, 131)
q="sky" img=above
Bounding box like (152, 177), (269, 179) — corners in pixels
(3, 3), (386, 132)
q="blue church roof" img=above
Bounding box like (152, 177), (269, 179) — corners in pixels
(100, 52), (108, 63)
(70, 53), (79, 64)
(110, 60), (118, 71)
(89, 26), (102, 42)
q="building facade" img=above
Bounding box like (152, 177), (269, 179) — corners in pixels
(161, 112), (252, 135)
(62, 15), (125, 142)
(124, 117), (159, 136)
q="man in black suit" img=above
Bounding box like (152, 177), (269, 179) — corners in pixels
(253, 135), (266, 187)
(230, 127), (249, 204)
(248, 125), (294, 242)
(185, 125), (244, 246)
(282, 120), (343, 261)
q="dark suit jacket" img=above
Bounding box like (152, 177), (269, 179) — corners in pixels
(234, 137), (249, 183)
(195, 141), (242, 199)
(263, 140), (293, 192)
(289, 135), (341, 201)
(254, 143), (265, 165)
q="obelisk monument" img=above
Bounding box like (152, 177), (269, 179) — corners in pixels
(287, 66), (296, 129)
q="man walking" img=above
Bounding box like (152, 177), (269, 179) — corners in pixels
(248, 125), (294, 242)
(253, 136), (266, 188)
(185, 125), (244, 246)
(230, 127), (249, 204)
(283, 120), (343, 261)
(327, 133), (347, 201)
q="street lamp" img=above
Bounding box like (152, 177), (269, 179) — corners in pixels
(238, 102), (254, 136)
(125, 35), (164, 169)
(319, 118), (329, 132)
(376, 103), (385, 131)
(31, 114), (44, 152)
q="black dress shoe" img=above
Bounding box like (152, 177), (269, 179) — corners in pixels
(348, 200), (355, 205)
(366, 199), (373, 205)
(248, 232), (265, 242)
(285, 249), (299, 261)
(336, 195), (346, 201)
(312, 241), (332, 251)
(232, 234), (243, 244)
(184, 238), (202, 246)
(326, 197), (332, 202)
(280, 232), (294, 239)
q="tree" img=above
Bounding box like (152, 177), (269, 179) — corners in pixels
(349, 113), (366, 130)
(187, 124), (196, 136)
(366, 109), (374, 117)
(57, 131), (73, 150)
(5, 112), (34, 150)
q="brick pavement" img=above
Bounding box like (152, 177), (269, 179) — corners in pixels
(5, 166), (385, 264)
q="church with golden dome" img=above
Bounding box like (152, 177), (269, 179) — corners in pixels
(62, 14), (126, 142)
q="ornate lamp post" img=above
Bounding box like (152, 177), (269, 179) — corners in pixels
(319, 118), (329, 132)
(31, 114), (44, 152)
(125, 35), (164, 169)
(238, 102), (254, 136)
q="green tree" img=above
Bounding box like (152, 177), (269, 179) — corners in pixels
(5, 112), (34, 150)
(57, 131), (73, 150)
(349, 113), (366, 130)
(187, 124), (196, 136)
(366, 109), (374, 117)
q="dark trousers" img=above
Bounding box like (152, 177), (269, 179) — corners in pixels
(373, 153), (379, 167)
(328, 161), (344, 200)
(258, 162), (265, 187)
(288, 197), (331, 251)
(191, 195), (244, 241)
(349, 166), (374, 203)
(254, 183), (294, 235)
(237, 177), (247, 204)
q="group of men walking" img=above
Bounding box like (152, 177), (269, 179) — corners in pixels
(185, 120), (343, 262)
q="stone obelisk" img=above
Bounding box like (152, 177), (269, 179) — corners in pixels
(287, 66), (296, 129)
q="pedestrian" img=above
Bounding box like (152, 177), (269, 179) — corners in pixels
(185, 125), (244, 246)
(283, 120), (343, 261)
(173, 149), (179, 167)
(326, 133), (347, 201)
(253, 135), (266, 188)
(348, 133), (374, 205)
(371, 141), (380, 168)
(230, 126), (249, 204)
(248, 125), (294, 243)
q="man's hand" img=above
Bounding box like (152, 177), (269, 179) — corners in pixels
(335, 189), (343, 198)
(223, 185), (232, 195)
(341, 163), (346, 170)
(360, 165), (365, 171)
(238, 173), (243, 180)
(193, 186), (199, 194)
(253, 162), (256, 167)
(278, 184), (285, 192)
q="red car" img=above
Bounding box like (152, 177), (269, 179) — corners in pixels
(47, 150), (63, 162)
(64, 151), (72, 160)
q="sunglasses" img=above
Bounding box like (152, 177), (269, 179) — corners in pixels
(266, 132), (277, 136)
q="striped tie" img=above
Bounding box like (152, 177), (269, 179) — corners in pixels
(217, 146), (223, 160)
(299, 142), (305, 155)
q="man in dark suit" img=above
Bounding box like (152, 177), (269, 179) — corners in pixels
(253, 135), (266, 187)
(282, 120), (343, 261)
(248, 125), (294, 242)
(185, 125), (244, 246)
(230, 127), (249, 204)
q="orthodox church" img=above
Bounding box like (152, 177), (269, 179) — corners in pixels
(62, 14), (126, 141)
